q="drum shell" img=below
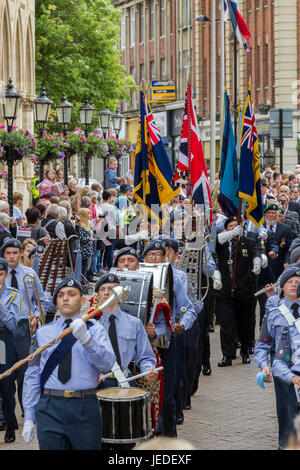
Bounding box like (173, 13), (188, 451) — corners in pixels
(109, 269), (153, 325)
(96, 387), (152, 443)
(139, 262), (174, 308)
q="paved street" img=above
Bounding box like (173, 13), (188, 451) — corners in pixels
(0, 311), (278, 451)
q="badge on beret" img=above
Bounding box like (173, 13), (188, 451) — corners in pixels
(108, 274), (114, 282)
(0, 264), (4, 270)
(155, 242), (160, 248)
(67, 280), (74, 287)
(130, 249), (135, 254)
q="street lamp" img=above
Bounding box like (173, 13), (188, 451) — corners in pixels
(56, 92), (73, 185)
(79, 96), (94, 185)
(98, 106), (112, 189)
(1, 78), (21, 215)
(111, 107), (124, 139)
(34, 85), (53, 181)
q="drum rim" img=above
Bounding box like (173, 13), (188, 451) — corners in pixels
(100, 432), (153, 444)
(96, 387), (151, 401)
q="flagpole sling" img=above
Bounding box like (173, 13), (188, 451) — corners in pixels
(0, 286), (130, 382)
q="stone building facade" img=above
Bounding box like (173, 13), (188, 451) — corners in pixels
(0, 0), (35, 208)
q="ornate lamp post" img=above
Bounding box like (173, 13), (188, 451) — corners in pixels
(34, 85), (53, 181)
(98, 107), (112, 189)
(1, 78), (21, 216)
(79, 96), (94, 186)
(111, 107), (124, 176)
(56, 92), (73, 185)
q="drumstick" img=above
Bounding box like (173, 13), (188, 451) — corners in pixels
(118, 366), (164, 384)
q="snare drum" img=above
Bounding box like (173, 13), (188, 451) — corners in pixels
(96, 387), (152, 443)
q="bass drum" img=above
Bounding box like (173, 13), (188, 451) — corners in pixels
(139, 262), (174, 308)
(109, 268), (153, 325)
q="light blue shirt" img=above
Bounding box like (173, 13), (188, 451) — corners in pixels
(172, 266), (197, 330)
(254, 299), (300, 370)
(99, 307), (156, 373)
(22, 314), (115, 421)
(0, 284), (20, 331)
(6, 264), (48, 320)
(272, 301), (300, 384)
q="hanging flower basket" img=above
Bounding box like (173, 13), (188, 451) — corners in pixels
(62, 128), (88, 157)
(36, 131), (66, 163)
(0, 126), (37, 164)
(106, 136), (135, 158)
(86, 131), (109, 159)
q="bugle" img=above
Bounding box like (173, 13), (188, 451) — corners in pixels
(254, 281), (280, 298)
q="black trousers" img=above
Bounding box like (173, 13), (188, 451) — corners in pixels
(217, 296), (252, 357)
(184, 318), (200, 407)
(0, 330), (18, 430)
(13, 320), (31, 412)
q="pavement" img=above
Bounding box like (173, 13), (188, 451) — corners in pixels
(0, 309), (278, 451)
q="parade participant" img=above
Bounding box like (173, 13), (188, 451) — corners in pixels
(22, 277), (115, 450)
(254, 264), (300, 449)
(0, 238), (48, 414)
(27, 246), (45, 268)
(263, 203), (293, 280)
(0, 258), (20, 443)
(214, 216), (262, 366)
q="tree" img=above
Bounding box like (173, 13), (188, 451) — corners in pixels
(35, 0), (136, 131)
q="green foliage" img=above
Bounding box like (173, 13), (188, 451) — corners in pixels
(35, 131), (66, 162)
(35, 0), (137, 132)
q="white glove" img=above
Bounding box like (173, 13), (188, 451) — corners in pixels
(70, 318), (91, 345)
(261, 253), (268, 269)
(22, 420), (35, 443)
(252, 256), (262, 275)
(125, 230), (148, 245)
(212, 270), (222, 290)
(259, 228), (268, 240)
(231, 225), (243, 237)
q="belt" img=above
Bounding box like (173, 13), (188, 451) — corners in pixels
(43, 388), (96, 399)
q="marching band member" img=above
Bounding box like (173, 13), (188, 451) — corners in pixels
(0, 258), (20, 443)
(94, 273), (157, 450)
(22, 277), (115, 450)
(0, 238), (48, 415)
(254, 264), (300, 449)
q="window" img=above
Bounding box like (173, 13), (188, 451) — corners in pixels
(183, 50), (189, 87)
(130, 6), (135, 47)
(150, 0), (155, 40)
(160, 0), (166, 37)
(161, 58), (167, 80)
(140, 4), (144, 43)
(121, 10), (126, 49)
(183, 0), (189, 26)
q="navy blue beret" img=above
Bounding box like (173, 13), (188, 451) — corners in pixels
(142, 239), (166, 257)
(0, 257), (8, 271)
(0, 238), (21, 256)
(113, 247), (139, 267)
(280, 263), (300, 288)
(95, 273), (120, 292)
(224, 217), (238, 230)
(163, 239), (179, 253)
(53, 278), (83, 305)
(28, 246), (45, 259)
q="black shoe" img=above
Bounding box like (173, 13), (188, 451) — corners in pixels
(218, 356), (232, 367)
(208, 323), (215, 333)
(248, 346), (254, 355)
(241, 354), (251, 364)
(231, 354), (237, 360)
(202, 365), (212, 376)
(0, 422), (6, 432)
(183, 404), (191, 410)
(176, 417), (184, 425)
(4, 429), (15, 443)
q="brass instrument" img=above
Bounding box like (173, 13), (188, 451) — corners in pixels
(254, 281), (280, 298)
(23, 273), (45, 337)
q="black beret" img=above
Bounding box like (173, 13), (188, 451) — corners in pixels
(0, 238), (21, 256)
(0, 257), (8, 271)
(142, 239), (166, 257)
(280, 263), (300, 288)
(28, 246), (45, 259)
(53, 278), (83, 305)
(264, 203), (279, 213)
(224, 217), (238, 229)
(95, 273), (120, 293)
(113, 247), (139, 267)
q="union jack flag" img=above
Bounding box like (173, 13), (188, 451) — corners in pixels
(173, 81), (212, 224)
(240, 98), (257, 152)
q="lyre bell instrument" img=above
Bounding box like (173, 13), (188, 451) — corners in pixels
(23, 273), (45, 337)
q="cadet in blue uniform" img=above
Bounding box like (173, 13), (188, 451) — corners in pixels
(142, 240), (196, 436)
(254, 264), (300, 449)
(0, 238), (48, 414)
(0, 258), (20, 443)
(22, 277), (116, 450)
